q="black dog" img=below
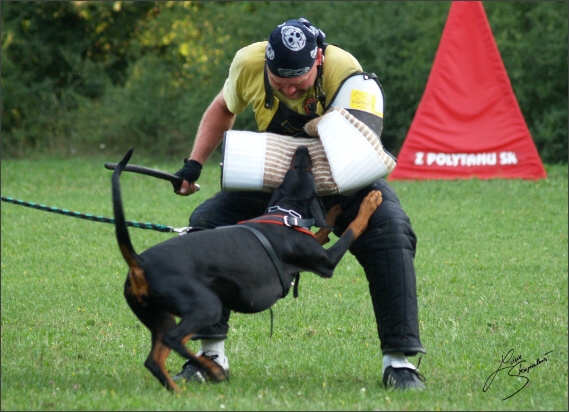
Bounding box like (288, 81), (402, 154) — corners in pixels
(112, 146), (383, 391)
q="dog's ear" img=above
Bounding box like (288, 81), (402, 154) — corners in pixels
(309, 196), (332, 229)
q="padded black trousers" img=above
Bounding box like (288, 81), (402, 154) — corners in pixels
(186, 178), (426, 356)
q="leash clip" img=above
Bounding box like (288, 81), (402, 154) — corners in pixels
(172, 226), (191, 235)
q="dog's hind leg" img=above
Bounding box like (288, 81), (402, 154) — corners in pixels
(145, 322), (179, 391)
(125, 284), (181, 391)
(162, 320), (228, 383)
(136, 309), (181, 391)
(164, 332), (228, 383)
(161, 292), (227, 382)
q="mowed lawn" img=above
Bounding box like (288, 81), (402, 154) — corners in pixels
(1, 154), (567, 411)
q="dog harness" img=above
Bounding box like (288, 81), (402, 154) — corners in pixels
(240, 207), (316, 237)
(238, 208), (316, 299)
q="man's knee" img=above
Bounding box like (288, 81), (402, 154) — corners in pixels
(189, 206), (218, 229)
(191, 307), (231, 339)
(351, 208), (417, 256)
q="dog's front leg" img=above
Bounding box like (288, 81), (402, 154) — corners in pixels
(314, 204), (342, 245)
(317, 190), (383, 276)
(345, 190), (382, 240)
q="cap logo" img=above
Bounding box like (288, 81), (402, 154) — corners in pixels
(306, 25), (320, 38)
(281, 26), (306, 51)
(266, 18), (325, 78)
(310, 46), (318, 59)
(266, 43), (275, 60)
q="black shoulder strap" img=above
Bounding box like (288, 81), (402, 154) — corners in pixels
(239, 225), (291, 298)
(313, 43), (329, 110)
(264, 64), (274, 110)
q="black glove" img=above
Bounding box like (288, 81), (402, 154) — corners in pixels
(172, 158), (202, 192)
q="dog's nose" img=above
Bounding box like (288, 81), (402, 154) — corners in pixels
(292, 146), (312, 169)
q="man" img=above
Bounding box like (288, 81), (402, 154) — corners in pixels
(172, 18), (426, 390)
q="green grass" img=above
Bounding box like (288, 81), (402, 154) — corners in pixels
(1, 154), (567, 411)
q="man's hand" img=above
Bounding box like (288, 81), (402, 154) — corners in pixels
(173, 159), (202, 196)
(304, 116), (324, 137)
(304, 107), (339, 138)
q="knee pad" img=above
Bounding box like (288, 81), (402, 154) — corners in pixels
(351, 211), (417, 256)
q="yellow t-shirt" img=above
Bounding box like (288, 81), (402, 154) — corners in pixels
(222, 41), (363, 132)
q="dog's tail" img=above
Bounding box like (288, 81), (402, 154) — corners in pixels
(112, 148), (148, 299)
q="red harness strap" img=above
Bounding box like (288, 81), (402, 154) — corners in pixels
(238, 214), (315, 237)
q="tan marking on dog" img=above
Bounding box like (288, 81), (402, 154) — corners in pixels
(314, 204), (343, 245)
(151, 336), (179, 392)
(121, 244), (149, 303)
(345, 190), (383, 240)
(197, 354), (228, 382)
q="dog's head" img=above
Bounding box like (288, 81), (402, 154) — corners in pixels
(267, 146), (329, 228)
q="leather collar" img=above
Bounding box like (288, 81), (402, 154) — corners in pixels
(239, 212), (315, 237)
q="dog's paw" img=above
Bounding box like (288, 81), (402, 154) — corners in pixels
(360, 190), (383, 215)
(206, 364), (229, 383)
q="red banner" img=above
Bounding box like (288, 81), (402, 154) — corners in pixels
(389, 1), (546, 180)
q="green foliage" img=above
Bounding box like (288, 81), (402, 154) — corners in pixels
(1, 1), (152, 156)
(485, 2), (569, 163)
(1, 157), (567, 410)
(1, 1), (567, 162)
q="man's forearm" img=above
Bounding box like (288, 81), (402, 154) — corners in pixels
(190, 92), (236, 165)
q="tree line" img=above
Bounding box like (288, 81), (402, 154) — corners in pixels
(2, 1), (567, 163)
